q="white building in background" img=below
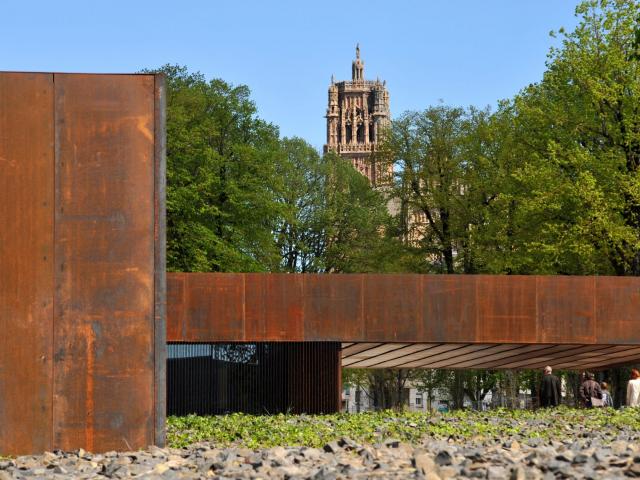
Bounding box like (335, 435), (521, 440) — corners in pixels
(341, 384), (544, 412)
(341, 385), (465, 413)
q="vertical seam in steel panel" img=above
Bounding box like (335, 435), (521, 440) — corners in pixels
(51, 72), (57, 451)
(151, 73), (156, 451)
(181, 274), (186, 340)
(418, 275), (424, 343)
(592, 276), (597, 344)
(153, 74), (168, 447)
(535, 276), (540, 343)
(152, 74), (157, 447)
(185, 276), (191, 342)
(475, 275), (479, 342)
(359, 275), (364, 341)
(301, 275), (305, 341)
(535, 276), (539, 342)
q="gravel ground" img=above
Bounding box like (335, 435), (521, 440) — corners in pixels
(4, 436), (640, 479)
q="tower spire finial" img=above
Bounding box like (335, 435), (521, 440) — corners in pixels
(352, 44), (364, 81)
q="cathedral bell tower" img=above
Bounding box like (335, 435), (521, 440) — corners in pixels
(324, 45), (391, 185)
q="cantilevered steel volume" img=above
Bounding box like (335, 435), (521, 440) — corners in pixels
(167, 273), (640, 371)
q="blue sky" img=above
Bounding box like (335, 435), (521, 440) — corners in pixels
(3, 1), (581, 149)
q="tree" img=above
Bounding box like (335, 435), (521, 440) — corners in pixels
(377, 105), (509, 274)
(273, 137), (326, 272)
(148, 65), (285, 272)
(377, 106), (469, 273)
(321, 152), (402, 273)
(274, 145), (402, 273)
(412, 369), (450, 411)
(493, 0), (640, 275)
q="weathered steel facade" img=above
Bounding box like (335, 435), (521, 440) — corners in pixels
(167, 273), (640, 345)
(167, 273), (640, 371)
(0, 72), (166, 455)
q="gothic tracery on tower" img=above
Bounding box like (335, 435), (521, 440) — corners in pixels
(324, 45), (391, 186)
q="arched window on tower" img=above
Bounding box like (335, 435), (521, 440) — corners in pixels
(357, 124), (364, 144)
(346, 124), (352, 144)
(369, 122), (375, 143)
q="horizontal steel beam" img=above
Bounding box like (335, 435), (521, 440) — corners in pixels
(167, 273), (640, 346)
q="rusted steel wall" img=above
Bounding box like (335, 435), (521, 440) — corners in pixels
(0, 73), (55, 454)
(167, 273), (640, 345)
(0, 72), (165, 455)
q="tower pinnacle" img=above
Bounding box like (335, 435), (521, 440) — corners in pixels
(352, 44), (364, 81)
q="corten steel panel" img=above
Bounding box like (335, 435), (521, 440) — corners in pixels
(362, 275), (421, 342)
(537, 276), (596, 343)
(245, 274), (304, 341)
(166, 273), (640, 365)
(303, 274), (363, 340)
(166, 273), (187, 341)
(53, 74), (160, 452)
(595, 277), (640, 344)
(476, 275), (537, 343)
(422, 275), (477, 342)
(184, 273), (244, 342)
(0, 73), (54, 455)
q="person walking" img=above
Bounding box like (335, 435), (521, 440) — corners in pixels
(539, 366), (562, 407)
(600, 382), (614, 408)
(579, 372), (603, 408)
(626, 369), (640, 407)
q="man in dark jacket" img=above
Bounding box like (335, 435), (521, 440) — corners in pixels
(539, 366), (562, 407)
(580, 372), (603, 408)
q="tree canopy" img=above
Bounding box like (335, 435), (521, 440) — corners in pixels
(149, 0), (640, 410)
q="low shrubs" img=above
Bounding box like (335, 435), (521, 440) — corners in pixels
(167, 407), (640, 449)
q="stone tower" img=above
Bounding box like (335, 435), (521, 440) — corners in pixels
(324, 45), (391, 185)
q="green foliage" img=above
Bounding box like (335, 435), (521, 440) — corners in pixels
(321, 153), (401, 273)
(143, 65), (394, 274)
(482, 0), (640, 274)
(148, 65), (285, 272)
(274, 147), (399, 273)
(167, 408), (640, 449)
(378, 105), (473, 273)
(377, 0), (640, 276)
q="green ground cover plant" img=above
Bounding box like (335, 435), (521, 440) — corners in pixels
(167, 407), (640, 449)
